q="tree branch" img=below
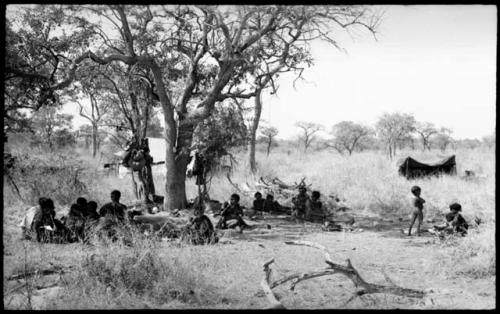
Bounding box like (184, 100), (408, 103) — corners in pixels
(260, 240), (426, 308)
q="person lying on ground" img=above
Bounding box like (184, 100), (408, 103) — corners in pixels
(408, 185), (425, 236)
(216, 193), (249, 231)
(252, 192), (265, 216)
(182, 207), (218, 245)
(433, 203), (469, 237)
(291, 186), (312, 222)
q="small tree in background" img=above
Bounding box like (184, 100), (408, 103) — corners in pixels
(329, 121), (372, 155)
(482, 133), (495, 150)
(30, 106), (74, 150)
(375, 112), (416, 159)
(295, 121), (324, 152)
(259, 125), (279, 156)
(432, 127), (454, 152)
(415, 122), (438, 151)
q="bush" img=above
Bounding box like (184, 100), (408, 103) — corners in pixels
(4, 151), (88, 206)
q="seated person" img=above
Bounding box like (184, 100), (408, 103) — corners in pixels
(183, 207), (218, 245)
(66, 203), (86, 242)
(84, 201), (100, 221)
(263, 194), (281, 213)
(291, 186), (312, 221)
(31, 197), (71, 243)
(308, 190), (326, 222)
(433, 203), (469, 236)
(252, 192), (265, 216)
(216, 193), (249, 230)
(98, 190), (128, 240)
(99, 190), (127, 222)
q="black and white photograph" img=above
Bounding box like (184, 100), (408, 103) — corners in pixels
(3, 4), (496, 309)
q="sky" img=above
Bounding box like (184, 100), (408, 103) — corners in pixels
(61, 5), (497, 140)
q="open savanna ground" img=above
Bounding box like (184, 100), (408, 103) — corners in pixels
(3, 147), (496, 309)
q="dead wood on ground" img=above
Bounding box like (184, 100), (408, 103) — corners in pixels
(261, 240), (425, 308)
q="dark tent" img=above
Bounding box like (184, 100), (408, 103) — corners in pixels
(397, 155), (456, 179)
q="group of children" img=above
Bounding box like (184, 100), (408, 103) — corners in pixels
(408, 185), (469, 237)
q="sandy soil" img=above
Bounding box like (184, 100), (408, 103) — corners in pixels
(3, 214), (495, 309)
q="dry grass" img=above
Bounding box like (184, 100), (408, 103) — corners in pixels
(3, 145), (495, 309)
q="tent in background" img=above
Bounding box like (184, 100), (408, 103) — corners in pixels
(397, 155), (456, 179)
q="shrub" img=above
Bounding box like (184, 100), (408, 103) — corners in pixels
(4, 151), (88, 206)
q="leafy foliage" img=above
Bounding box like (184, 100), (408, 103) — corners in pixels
(330, 121), (373, 155)
(375, 113), (416, 158)
(192, 102), (248, 171)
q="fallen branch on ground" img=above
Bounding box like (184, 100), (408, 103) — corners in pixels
(7, 265), (75, 281)
(261, 240), (425, 308)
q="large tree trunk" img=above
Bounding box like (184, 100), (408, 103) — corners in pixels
(163, 117), (193, 210)
(249, 88), (263, 173)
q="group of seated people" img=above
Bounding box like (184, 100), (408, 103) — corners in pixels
(250, 186), (326, 222)
(213, 186), (328, 233)
(22, 190), (129, 244)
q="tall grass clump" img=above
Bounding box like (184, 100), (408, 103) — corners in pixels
(52, 228), (218, 309)
(434, 222), (495, 279)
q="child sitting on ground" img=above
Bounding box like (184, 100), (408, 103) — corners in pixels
(408, 185), (425, 236)
(432, 203), (469, 237)
(252, 192), (265, 216)
(183, 207), (218, 245)
(309, 190), (326, 223)
(216, 193), (249, 232)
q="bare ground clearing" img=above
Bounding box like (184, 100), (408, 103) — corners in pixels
(3, 214), (495, 309)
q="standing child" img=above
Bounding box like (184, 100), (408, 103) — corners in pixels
(408, 185), (425, 236)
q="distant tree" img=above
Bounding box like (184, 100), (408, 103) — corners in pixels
(375, 113), (416, 159)
(259, 125), (279, 156)
(53, 129), (76, 148)
(329, 121), (372, 155)
(30, 106), (74, 149)
(415, 122), (438, 151)
(357, 134), (381, 152)
(76, 124), (93, 149)
(295, 121), (324, 152)
(432, 127), (454, 152)
(482, 133), (495, 150)
(70, 69), (112, 157)
(456, 138), (482, 150)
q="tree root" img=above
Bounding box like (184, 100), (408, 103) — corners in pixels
(261, 240), (425, 309)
